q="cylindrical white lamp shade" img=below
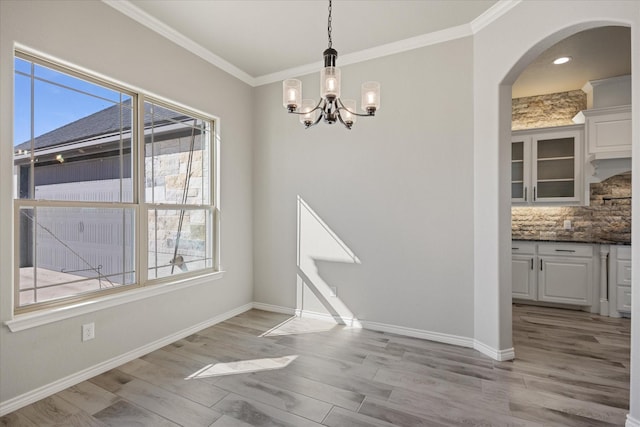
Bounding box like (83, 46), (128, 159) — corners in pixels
(361, 81), (380, 113)
(320, 67), (341, 100)
(341, 99), (357, 126)
(283, 79), (302, 111)
(300, 99), (319, 125)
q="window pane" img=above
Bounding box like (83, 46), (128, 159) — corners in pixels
(512, 141), (523, 161)
(512, 183), (523, 199)
(148, 208), (213, 279)
(34, 63), (128, 104)
(14, 73), (31, 151)
(14, 56), (134, 203)
(512, 162), (523, 182)
(15, 57), (31, 74)
(537, 158), (574, 180)
(17, 206), (136, 307)
(537, 138), (574, 159)
(537, 181), (574, 198)
(144, 102), (210, 205)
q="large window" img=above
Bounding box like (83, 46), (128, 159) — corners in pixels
(14, 52), (216, 312)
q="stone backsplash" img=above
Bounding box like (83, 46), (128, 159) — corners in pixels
(512, 90), (587, 130)
(512, 173), (631, 243)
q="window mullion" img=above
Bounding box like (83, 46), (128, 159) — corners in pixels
(137, 95), (148, 286)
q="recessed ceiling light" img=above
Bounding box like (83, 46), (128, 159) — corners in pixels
(553, 56), (572, 65)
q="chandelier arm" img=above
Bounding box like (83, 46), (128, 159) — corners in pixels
(336, 110), (353, 130)
(336, 99), (376, 117)
(285, 99), (325, 116)
(305, 111), (325, 129)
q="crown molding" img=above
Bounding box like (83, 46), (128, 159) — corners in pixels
(101, 0), (255, 86)
(254, 23), (473, 86)
(104, 0), (522, 88)
(470, 0), (522, 33)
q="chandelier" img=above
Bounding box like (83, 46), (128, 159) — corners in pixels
(282, 0), (380, 129)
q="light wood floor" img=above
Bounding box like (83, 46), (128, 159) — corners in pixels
(1, 304), (631, 426)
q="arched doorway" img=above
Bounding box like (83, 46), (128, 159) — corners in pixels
(500, 21), (633, 350)
(471, 3), (639, 424)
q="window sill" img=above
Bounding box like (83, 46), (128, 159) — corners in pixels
(5, 271), (225, 332)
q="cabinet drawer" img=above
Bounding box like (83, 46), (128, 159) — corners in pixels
(616, 285), (631, 312)
(538, 244), (592, 257)
(511, 242), (536, 255)
(617, 245), (631, 260)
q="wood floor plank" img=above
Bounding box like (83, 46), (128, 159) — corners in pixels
(92, 399), (180, 427)
(251, 368), (365, 411)
(114, 378), (222, 426)
(213, 375), (332, 422)
(117, 356), (229, 407)
(13, 395), (81, 426)
(212, 393), (324, 427)
(0, 410), (40, 427)
(56, 380), (119, 415)
(322, 406), (397, 427)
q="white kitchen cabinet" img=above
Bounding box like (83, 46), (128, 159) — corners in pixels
(512, 125), (584, 205)
(582, 105), (631, 159)
(538, 256), (593, 306)
(609, 245), (632, 317)
(511, 243), (536, 300)
(512, 242), (596, 309)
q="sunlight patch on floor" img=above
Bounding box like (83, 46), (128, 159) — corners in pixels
(259, 315), (342, 337)
(185, 355), (298, 379)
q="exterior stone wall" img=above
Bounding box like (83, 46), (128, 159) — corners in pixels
(512, 173), (631, 243)
(512, 90), (587, 130)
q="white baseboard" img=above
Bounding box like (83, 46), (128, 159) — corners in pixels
(360, 319), (474, 349)
(256, 304), (516, 361)
(252, 302), (296, 315)
(627, 414), (640, 427)
(474, 340), (515, 361)
(0, 302), (253, 417)
(295, 308), (363, 327)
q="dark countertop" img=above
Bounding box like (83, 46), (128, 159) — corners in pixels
(513, 238), (631, 246)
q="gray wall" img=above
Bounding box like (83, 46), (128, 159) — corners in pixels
(253, 37), (476, 337)
(0, 0), (253, 403)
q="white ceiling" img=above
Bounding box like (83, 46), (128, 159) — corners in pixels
(512, 26), (631, 98)
(105, 1), (631, 97)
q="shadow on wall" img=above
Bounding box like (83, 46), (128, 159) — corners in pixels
(296, 195), (361, 325)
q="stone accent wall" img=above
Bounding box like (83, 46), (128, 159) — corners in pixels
(512, 173), (631, 243)
(512, 90), (587, 130)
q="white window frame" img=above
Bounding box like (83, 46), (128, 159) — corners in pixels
(10, 50), (222, 321)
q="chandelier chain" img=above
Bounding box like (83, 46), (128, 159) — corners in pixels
(327, 0), (332, 49)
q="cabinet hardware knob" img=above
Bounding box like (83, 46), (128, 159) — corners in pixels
(555, 249), (576, 253)
(540, 259), (543, 271)
(530, 258), (534, 270)
(524, 187), (527, 202)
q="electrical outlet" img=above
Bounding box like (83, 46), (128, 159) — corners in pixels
(82, 323), (95, 342)
(563, 219), (572, 230)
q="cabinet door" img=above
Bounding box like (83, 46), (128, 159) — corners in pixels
(587, 108), (631, 156)
(616, 286), (632, 312)
(511, 138), (531, 203)
(538, 256), (592, 305)
(532, 130), (581, 203)
(512, 255), (536, 300)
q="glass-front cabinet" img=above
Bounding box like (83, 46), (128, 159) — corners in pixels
(511, 125), (583, 205)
